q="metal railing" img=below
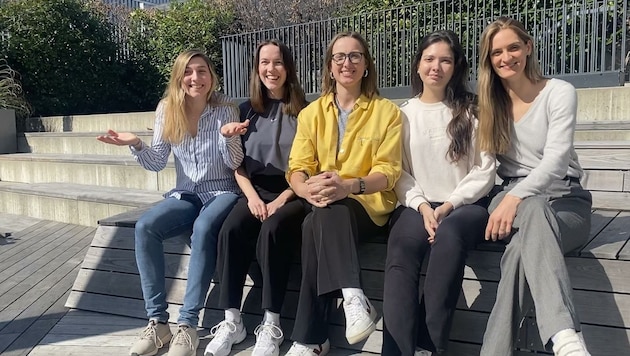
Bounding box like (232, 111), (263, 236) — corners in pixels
(221, 0), (629, 99)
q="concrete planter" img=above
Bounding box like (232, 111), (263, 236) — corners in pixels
(0, 109), (17, 154)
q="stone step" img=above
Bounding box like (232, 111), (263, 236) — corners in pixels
(23, 111), (155, 133)
(18, 131), (154, 155)
(0, 182), (162, 226)
(0, 153), (174, 191)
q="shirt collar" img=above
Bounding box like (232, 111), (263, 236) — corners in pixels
(324, 93), (370, 112)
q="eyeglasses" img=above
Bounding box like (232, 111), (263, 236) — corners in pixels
(331, 52), (364, 65)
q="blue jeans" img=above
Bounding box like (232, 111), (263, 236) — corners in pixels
(135, 192), (238, 326)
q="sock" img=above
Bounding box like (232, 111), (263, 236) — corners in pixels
(263, 310), (280, 325)
(341, 288), (365, 302)
(225, 308), (241, 323)
(552, 328), (576, 344)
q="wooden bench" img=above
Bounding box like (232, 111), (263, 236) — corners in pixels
(66, 143), (630, 355)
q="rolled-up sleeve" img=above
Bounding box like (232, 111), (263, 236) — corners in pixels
(369, 107), (402, 190)
(287, 109), (318, 181)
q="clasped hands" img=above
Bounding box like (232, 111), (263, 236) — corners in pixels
(304, 171), (351, 208)
(418, 202), (453, 244)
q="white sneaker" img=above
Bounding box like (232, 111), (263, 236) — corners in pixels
(414, 348), (433, 356)
(342, 295), (377, 344)
(552, 329), (591, 356)
(204, 319), (247, 356)
(252, 323), (284, 356)
(285, 340), (330, 356)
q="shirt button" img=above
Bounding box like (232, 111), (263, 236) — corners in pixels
(340, 148), (345, 153)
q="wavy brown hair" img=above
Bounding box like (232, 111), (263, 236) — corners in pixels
(321, 31), (379, 98)
(477, 17), (545, 154)
(411, 30), (475, 162)
(162, 49), (220, 144)
(249, 40), (306, 116)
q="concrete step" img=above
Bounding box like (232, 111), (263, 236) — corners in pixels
(18, 131), (154, 155)
(0, 153), (174, 191)
(0, 182), (162, 226)
(23, 111), (155, 133)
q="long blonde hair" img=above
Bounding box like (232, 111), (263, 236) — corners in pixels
(162, 49), (219, 144)
(477, 17), (545, 154)
(321, 32), (378, 98)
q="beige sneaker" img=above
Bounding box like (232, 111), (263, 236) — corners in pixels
(129, 320), (172, 356)
(167, 325), (199, 356)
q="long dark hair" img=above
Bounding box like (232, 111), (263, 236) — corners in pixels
(249, 40), (306, 116)
(410, 30), (476, 162)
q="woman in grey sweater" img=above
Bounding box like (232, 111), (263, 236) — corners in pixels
(476, 17), (592, 356)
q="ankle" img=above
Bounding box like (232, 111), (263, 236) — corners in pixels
(225, 308), (241, 323)
(263, 310), (280, 325)
(341, 288), (365, 302)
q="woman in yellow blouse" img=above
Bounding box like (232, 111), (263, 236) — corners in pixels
(285, 31), (402, 356)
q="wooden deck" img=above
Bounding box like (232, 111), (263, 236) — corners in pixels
(2, 201), (629, 355)
(0, 221), (95, 356)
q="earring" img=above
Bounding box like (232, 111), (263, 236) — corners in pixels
(330, 72), (334, 79)
(363, 69), (368, 78)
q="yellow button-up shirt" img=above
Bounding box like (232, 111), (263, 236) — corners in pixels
(287, 93), (402, 226)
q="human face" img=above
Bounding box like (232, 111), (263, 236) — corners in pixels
(182, 56), (212, 99)
(258, 44), (287, 99)
(490, 28), (531, 81)
(330, 37), (366, 91)
(417, 41), (454, 92)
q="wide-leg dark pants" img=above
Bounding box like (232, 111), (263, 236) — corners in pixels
(382, 204), (488, 355)
(216, 185), (309, 313)
(290, 198), (384, 344)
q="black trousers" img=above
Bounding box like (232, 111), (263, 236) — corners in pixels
(382, 204), (488, 355)
(216, 184), (309, 313)
(290, 198), (384, 344)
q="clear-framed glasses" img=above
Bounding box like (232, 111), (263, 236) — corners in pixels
(331, 52), (364, 65)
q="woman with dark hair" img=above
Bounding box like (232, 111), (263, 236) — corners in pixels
(97, 49), (243, 356)
(285, 31), (402, 356)
(381, 30), (495, 356)
(477, 17), (592, 356)
(204, 40), (308, 356)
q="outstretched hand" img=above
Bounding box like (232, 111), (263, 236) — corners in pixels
(221, 120), (250, 137)
(96, 129), (139, 146)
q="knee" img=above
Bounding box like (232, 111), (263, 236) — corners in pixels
(387, 233), (425, 262)
(135, 215), (160, 244)
(517, 196), (551, 218)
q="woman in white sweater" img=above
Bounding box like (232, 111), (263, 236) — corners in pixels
(382, 30), (495, 356)
(477, 17), (592, 356)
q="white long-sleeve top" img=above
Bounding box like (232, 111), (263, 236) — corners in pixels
(394, 98), (496, 210)
(497, 78), (583, 198)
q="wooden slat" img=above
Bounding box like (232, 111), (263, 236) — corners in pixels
(0, 221), (67, 261)
(575, 121), (630, 130)
(590, 191), (630, 210)
(0, 226), (94, 306)
(577, 149), (630, 170)
(581, 170), (625, 191)
(625, 171), (630, 192)
(0, 220), (55, 258)
(580, 211), (630, 259)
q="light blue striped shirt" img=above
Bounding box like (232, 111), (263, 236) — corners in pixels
(131, 92), (243, 204)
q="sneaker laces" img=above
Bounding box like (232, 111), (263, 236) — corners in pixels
(172, 326), (195, 350)
(210, 320), (238, 344)
(253, 323), (283, 349)
(344, 296), (367, 325)
(140, 321), (164, 348)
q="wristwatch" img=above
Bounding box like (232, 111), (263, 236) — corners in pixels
(356, 177), (366, 195)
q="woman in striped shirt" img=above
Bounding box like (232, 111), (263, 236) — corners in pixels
(97, 49), (243, 356)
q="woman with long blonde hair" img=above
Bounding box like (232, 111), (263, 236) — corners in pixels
(97, 49), (243, 356)
(477, 17), (592, 356)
